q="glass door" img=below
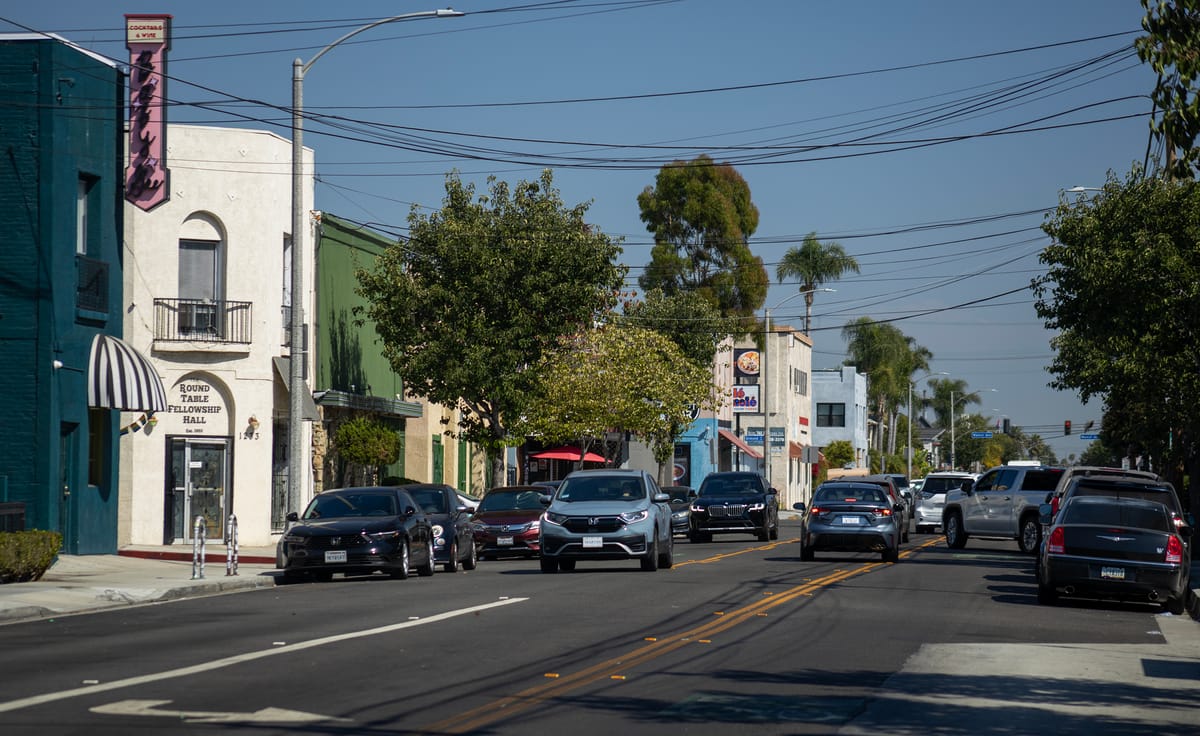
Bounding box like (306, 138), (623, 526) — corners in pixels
(166, 437), (230, 543)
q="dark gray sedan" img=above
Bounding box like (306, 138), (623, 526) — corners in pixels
(794, 482), (902, 563)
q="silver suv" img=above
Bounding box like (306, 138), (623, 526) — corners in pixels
(538, 469), (673, 573)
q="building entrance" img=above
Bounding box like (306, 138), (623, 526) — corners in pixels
(166, 437), (231, 543)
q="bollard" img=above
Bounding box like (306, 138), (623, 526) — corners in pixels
(191, 515), (207, 579)
(225, 513), (239, 576)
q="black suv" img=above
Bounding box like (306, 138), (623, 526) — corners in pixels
(688, 471), (779, 542)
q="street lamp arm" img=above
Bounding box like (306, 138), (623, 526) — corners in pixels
(301, 9), (464, 74)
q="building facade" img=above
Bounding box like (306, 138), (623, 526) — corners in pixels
(121, 124), (315, 549)
(811, 366), (870, 470)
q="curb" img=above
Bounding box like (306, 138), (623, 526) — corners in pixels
(118, 549), (276, 565)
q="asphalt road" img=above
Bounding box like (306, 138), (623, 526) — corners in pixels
(0, 521), (1195, 735)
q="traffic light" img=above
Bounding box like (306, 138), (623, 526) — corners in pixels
(1064, 420), (1072, 436)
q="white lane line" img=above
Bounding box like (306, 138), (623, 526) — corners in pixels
(0, 598), (527, 715)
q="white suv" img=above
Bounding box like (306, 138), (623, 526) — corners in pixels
(913, 471), (975, 534)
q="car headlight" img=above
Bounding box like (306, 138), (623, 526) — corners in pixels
(690, 503), (704, 513)
(672, 510), (689, 518)
(620, 509), (649, 524)
(431, 524), (445, 546)
(748, 502), (765, 512)
(281, 533), (307, 544)
(545, 511), (568, 527)
(367, 529), (402, 541)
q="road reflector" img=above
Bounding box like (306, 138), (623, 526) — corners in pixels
(698, 639), (712, 644)
(610, 675), (626, 680)
(544, 673), (560, 679)
(644, 637), (657, 641)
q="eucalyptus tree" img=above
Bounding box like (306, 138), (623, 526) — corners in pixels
(775, 232), (859, 333)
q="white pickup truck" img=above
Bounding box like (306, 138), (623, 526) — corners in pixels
(942, 464), (1065, 554)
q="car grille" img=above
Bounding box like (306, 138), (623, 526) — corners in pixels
(308, 534), (369, 549)
(562, 516), (622, 533)
(707, 504), (749, 518)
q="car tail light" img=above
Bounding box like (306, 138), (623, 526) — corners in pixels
(1166, 535), (1183, 564)
(808, 506), (824, 515)
(1047, 527), (1065, 554)
(872, 508), (893, 517)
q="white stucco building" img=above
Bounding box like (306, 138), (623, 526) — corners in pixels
(758, 327), (814, 511)
(120, 125), (315, 548)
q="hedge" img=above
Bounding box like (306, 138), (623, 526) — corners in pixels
(0, 531), (63, 584)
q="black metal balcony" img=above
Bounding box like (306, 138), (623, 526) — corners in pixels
(154, 298), (253, 344)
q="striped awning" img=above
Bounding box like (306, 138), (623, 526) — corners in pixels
(88, 334), (167, 412)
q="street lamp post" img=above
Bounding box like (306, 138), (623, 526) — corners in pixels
(907, 372), (947, 481)
(287, 8), (464, 515)
(949, 388), (997, 470)
(762, 288), (834, 486)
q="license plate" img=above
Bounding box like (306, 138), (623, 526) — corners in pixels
(583, 536), (603, 549)
(324, 550), (347, 563)
(839, 516), (863, 525)
(497, 536), (514, 546)
(1100, 566), (1125, 580)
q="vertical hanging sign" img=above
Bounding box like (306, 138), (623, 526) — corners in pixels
(125, 14), (172, 211)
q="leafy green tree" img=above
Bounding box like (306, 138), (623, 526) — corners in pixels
(637, 155), (768, 328)
(1136, 0), (1200, 178)
(356, 170), (625, 487)
(822, 440), (856, 469)
(516, 325), (715, 485)
(334, 416), (401, 486)
(776, 232), (860, 333)
(1037, 171), (1200, 510)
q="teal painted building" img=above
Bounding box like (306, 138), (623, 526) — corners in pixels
(0, 36), (162, 553)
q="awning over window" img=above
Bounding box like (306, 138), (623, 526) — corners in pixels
(789, 441), (805, 459)
(272, 357), (321, 421)
(717, 428), (762, 460)
(88, 334), (167, 412)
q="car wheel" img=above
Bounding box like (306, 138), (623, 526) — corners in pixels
(1165, 595), (1186, 616)
(1037, 582), (1058, 605)
(1018, 515), (1042, 555)
(800, 544), (814, 562)
(558, 559), (576, 572)
(462, 540), (478, 571)
(539, 556), (559, 573)
(641, 536), (659, 571)
(945, 512), (968, 549)
(390, 541), (410, 579)
(756, 525), (770, 542)
(444, 541), (460, 573)
(659, 532), (674, 569)
(769, 519), (779, 540)
(417, 538), (436, 577)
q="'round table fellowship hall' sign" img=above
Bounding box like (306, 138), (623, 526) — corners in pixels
(164, 376), (226, 434)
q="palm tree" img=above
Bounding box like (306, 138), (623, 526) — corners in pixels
(776, 232), (859, 333)
(928, 378), (980, 428)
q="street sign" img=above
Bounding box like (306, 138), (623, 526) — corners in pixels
(970, 431), (993, 439)
(1080, 433), (1099, 440)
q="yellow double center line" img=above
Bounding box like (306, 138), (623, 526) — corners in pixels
(426, 559), (882, 733)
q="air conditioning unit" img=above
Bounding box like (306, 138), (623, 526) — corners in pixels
(180, 301), (218, 335)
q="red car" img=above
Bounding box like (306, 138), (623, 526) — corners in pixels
(470, 486), (549, 559)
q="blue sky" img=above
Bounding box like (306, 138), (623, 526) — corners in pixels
(4, 1), (1159, 462)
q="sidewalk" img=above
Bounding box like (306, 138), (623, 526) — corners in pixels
(0, 545), (279, 625)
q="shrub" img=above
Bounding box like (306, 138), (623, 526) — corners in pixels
(0, 530), (63, 584)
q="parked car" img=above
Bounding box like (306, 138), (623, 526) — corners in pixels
(276, 486), (436, 582)
(538, 469), (673, 573)
(911, 477), (925, 495)
(1051, 475), (1192, 533)
(403, 483), (478, 572)
(661, 485), (695, 536)
(794, 481), (903, 562)
(943, 464), (1065, 554)
(469, 485), (548, 559)
(913, 471), (975, 534)
(688, 471), (779, 542)
(861, 474), (910, 541)
(1037, 495), (1192, 614)
(1046, 466), (1163, 518)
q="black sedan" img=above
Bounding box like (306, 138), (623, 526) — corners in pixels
(793, 482), (902, 562)
(688, 471), (779, 542)
(662, 485), (695, 536)
(403, 483), (478, 572)
(276, 486), (436, 582)
(1037, 495), (1192, 614)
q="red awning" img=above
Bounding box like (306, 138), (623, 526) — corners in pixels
(789, 441), (805, 459)
(530, 446), (605, 463)
(717, 429), (762, 460)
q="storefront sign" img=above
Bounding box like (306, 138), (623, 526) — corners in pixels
(732, 385), (759, 413)
(125, 14), (172, 211)
(164, 377), (226, 434)
(733, 349), (760, 380)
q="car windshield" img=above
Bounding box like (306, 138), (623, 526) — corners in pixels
(408, 488), (449, 514)
(477, 490), (545, 512)
(558, 476), (644, 502)
(922, 476), (966, 493)
(816, 487), (886, 504)
(666, 489), (692, 504)
(1061, 500), (1171, 531)
(700, 477), (761, 496)
(304, 492), (396, 519)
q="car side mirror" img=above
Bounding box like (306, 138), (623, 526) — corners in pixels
(404, 506), (417, 517)
(456, 504), (472, 515)
(767, 487), (779, 495)
(1038, 503), (1053, 525)
(286, 511), (299, 522)
(653, 492), (670, 503)
(792, 502), (805, 512)
(688, 490), (697, 499)
(539, 494), (552, 506)
(960, 480), (973, 493)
